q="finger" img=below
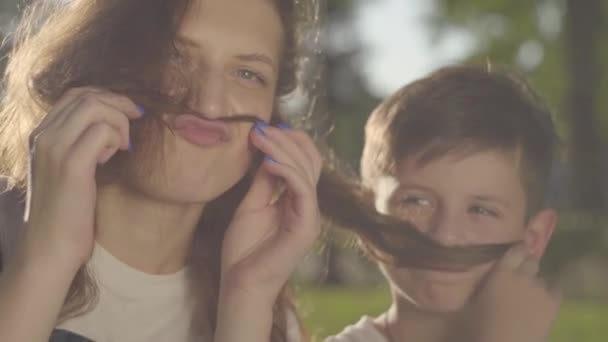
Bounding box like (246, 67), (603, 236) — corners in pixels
(35, 87), (103, 129)
(60, 96), (133, 150)
(237, 162), (277, 212)
(541, 281), (563, 314)
(42, 89), (143, 133)
(30, 87), (100, 147)
(75, 90), (143, 121)
(259, 221), (320, 276)
(268, 180), (286, 206)
(258, 161), (321, 259)
(281, 128), (323, 180)
(262, 126), (316, 181)
(517, 257), (540, 276)
(497, 242), (528, 271)
(67, 122), (123, 174)
(32, 89), (143, 152)
(54, 89), (144, 130)
(250, 127), (310, 183)
(261, 157), (316, 219)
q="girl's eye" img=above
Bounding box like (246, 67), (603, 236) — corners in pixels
(469, 205), (498, 217)
(236, 69), (266, 85)
(169, 50), (189, 66)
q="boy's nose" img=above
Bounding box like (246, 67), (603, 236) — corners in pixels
(426, 210), (467, 247)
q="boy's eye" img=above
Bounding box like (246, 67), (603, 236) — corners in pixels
(236, 69), (266, 85)
(469, 205), (498, 217)
(394, 195), (435, 221)
(400, 196), (432, 208)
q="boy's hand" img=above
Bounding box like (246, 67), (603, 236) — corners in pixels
(450, 243), (561, 342)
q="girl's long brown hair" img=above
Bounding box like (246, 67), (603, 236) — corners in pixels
(0, 0), (510, 340)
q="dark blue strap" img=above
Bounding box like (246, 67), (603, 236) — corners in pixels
(49, 329), (95, 342)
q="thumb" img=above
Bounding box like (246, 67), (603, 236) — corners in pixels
(497, 241), (528, 271)
(471, 242), (526, 298)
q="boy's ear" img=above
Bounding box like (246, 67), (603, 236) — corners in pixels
(524, 208), (557, 259)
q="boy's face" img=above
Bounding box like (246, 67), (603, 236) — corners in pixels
(374, 149), (555, 313)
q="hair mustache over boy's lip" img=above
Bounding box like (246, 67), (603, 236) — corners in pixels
(217, 114), (264, 124)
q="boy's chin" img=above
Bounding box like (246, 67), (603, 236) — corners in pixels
(411, 292), (471, 314)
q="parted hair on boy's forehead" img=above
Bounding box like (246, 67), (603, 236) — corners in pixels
(360, 65), (558, 215)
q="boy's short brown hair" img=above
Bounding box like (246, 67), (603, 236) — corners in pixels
(361, 65), (557, 216)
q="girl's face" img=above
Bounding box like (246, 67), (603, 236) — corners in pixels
(125, 0), (284, 203)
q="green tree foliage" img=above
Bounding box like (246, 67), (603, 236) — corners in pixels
(429, 0), (608, 271)
(0, 0), (19, 76)
(325, 0), (381, 170)
(431, 0), (608, 211)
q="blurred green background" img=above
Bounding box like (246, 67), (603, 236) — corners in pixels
(1, 0), (607, 340)
(297, 286), (608, 341)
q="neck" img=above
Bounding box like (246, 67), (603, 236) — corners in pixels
(95, 182), (206, 274)
(379, 288), (456, 342)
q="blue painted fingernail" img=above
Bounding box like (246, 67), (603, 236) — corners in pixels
(254, 121), (267, 136)
(128, 138), (133, 152)
(135, 104), (146, 115)
(264, 155), (276, 163)
(278, 122), (290, 129)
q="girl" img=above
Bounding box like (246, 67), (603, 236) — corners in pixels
(0, 0), (321, 341)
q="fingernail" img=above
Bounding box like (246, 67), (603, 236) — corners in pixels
(135, 104), (146, 115)
(278, 122), (290, 129)
(264, 155), (276, 163)
(254, 121), (267, 136)
(128, 138), (133, 152)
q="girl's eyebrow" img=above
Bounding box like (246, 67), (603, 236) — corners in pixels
(236, 53), (277, 72)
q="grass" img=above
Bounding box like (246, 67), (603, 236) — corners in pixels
(297, 285), (391, 338)
(550, 300), (608, 342)
(296, 286), (608, 341)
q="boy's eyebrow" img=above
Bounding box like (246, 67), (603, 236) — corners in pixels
(395, 182), (436, 194)
(471, 195), (512, 209)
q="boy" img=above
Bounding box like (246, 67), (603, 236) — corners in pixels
(327, 65), (560, 342)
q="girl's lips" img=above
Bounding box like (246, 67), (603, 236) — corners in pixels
(172, 114), (231, 146)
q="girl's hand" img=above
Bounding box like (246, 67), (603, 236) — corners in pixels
(0, 87), (143, 342)
(451, 243), (561, 342)
(23, 87), (143, 272)
(220, 122), (322, 300)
